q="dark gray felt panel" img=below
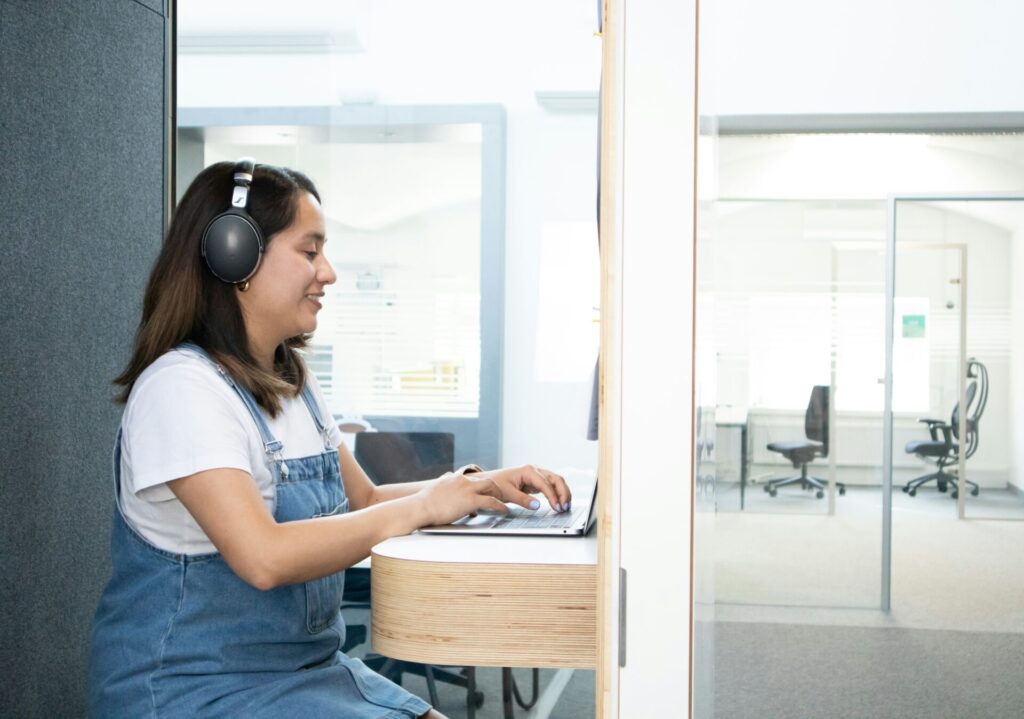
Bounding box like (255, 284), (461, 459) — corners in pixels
(0, 1), (165, 715)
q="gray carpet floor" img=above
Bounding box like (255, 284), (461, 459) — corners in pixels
(713, 621), (1024, 719)
(348, 619), (1024, 718)
(354, 621), (1024, 719)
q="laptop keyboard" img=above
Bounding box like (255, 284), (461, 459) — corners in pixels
(490, 506), (582, 530)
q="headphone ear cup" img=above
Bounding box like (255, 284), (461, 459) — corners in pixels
(202, 211), (264, 283)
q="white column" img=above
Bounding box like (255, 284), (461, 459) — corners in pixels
(602, 0), (699, 716)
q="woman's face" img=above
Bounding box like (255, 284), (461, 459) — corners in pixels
(239, 191), (336, 345)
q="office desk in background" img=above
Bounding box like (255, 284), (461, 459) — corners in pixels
(371, 532), (597, 718)
(716, 407), (750, 510)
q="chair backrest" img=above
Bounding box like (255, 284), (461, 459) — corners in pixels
(952, 358), (988, 458)
(966, 358), (988, 424)
(949, 381), (977, 441)
(805, 385), (830, 457)
(354, 431), (455, 485)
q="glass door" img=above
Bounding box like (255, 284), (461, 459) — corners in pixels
(890, 198), (1024, 523)
(887, 195), (1024, 637)
(709, 199), (887, 610)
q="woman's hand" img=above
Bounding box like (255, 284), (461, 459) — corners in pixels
(414, 473), (510, 526)
(476, 465), (572, 514)
(413, 464), (572, 527)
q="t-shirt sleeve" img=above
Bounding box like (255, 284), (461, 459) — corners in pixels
(305, 370), (342, 449)
(125, 364), (253, 498)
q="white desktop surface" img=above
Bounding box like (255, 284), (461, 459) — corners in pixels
(372, 530), (597, 565)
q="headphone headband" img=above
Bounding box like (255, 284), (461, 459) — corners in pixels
(230, 158), (255, 210)
(234, 158), (255, 180)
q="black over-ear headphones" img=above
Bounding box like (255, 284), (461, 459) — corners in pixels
(201, 158), (264, 284)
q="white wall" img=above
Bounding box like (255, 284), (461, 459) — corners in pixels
(177, 0), (602, 471)
(700, 0), (1024, 116)
(717, 134), (1024, 200)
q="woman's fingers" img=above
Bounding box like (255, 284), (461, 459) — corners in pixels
(477, 495), (510, 515)
(469, 478), (510, 514)
(522, 465), (571, 513)
(517, 465), (557, 510)
(419, 474), (510, 525)
(457, 465), (573, 516)
(500, 484), (543, 511)
(542, 468), (572, 511)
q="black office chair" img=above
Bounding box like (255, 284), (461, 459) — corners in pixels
(764, 386), (845, 499)
(353, 431), (456, 486)
(902, 358), (988, 499)
(344, 431), (485, 717)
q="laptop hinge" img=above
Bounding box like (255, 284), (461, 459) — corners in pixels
(618, 567), (627, 667)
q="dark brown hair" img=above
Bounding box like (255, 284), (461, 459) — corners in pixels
(114, 162), (321, 416)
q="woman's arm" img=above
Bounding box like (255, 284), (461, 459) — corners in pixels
(337, 442), (481, 508)
(335, 442), (441, 510)
(338, 442), (572, 512)
(168, 466), (508, 590)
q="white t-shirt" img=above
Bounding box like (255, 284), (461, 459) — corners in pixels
(118, 347), (342, 555)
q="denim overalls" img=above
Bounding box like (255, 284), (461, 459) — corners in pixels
(88, 345), (430, 719)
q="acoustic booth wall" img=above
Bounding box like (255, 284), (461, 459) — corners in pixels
(0, 1), (167, 715)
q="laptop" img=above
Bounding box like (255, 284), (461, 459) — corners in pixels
(419, 475), (598, 536)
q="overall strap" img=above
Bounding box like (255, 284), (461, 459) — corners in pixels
(177, 343), (285, 466)
(299, 382), (335, 450)
(112, 427), (125, 501)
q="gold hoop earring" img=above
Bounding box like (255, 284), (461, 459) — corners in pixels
(238, 281), (250, 292)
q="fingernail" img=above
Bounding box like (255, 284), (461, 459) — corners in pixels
(555, 503), (563, 512)
(565, 501), (572, 511)
(530, 499), (540, 510)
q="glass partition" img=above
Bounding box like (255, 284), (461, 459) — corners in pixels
(707, 199), (886, 608)
(700, 146), (1024, 620)
(893, 198), (1024, 522)
(176, 2), (601, 716)
(180, 110), (502, 468)
(695, 2), (1024, 716)
(176, 0), (601, 476)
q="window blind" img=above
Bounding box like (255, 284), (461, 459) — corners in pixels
(311, 289), (480, 418)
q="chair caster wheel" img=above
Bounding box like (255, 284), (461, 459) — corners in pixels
(768, 488), (777, 497)
(908, 489), (916, 497)
(902, 486), (909, 493)
(815, 490), (824, 499)
(971, 488), (979, 496)
(471, 691), (485, 708)
(764, 484), (771, 493)
(938, 483), (947, 493)
(951, 491), (959, 499)
(839, 487), (846, 496)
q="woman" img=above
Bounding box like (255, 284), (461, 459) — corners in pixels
(88, 160), (571, 718)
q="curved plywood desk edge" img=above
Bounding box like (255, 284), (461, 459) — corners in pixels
(370, 532), (598, 669)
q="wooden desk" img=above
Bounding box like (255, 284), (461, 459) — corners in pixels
(371, 532), (597, 669)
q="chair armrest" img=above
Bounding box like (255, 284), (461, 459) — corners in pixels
(916, 418), (945, 442)
(916, 418), (952, 443)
